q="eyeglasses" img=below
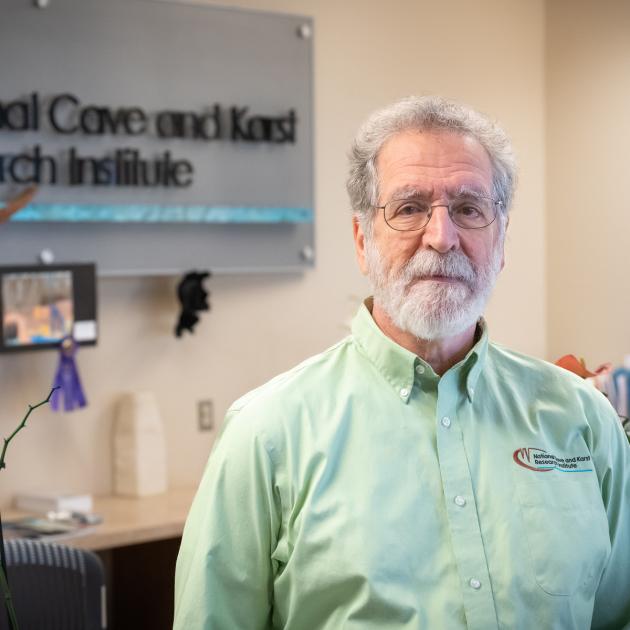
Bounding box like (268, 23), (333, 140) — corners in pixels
(376, 196), (502, 231)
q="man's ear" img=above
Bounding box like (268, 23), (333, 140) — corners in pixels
(352, 215), (369, 275)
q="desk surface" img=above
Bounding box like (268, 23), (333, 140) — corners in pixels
(6, 486), (197, 551)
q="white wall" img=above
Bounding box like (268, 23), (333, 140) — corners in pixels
(0, 0), (546, 507)
(547, 0), (630, 367)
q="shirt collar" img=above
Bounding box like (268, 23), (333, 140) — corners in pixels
(351, 298), (489, 403)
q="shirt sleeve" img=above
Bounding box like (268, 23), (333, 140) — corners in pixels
(590, 395), (630, 629)
(174, 406), (281, 630)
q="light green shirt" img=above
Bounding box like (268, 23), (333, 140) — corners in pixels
(174, 302), (630, 629)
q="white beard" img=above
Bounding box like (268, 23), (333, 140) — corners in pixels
(364, 239), (503, 341)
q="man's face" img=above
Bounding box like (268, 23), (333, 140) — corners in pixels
(353, 129), (505, 340)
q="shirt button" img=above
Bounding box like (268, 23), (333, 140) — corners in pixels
(469, 578), (482, 590)
(399, 387), (409, 398)
(469, 387), (475, 396)
(454, 495), (466, 507)
(441, 416), (451, 428)
(415, 364), (425, 375)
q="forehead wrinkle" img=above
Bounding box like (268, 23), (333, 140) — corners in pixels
(376, 130), (495, 205)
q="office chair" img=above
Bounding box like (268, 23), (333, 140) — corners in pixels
(0, 539), (106, 630)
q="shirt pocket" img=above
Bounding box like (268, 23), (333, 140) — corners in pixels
(515, 474), (611, 597)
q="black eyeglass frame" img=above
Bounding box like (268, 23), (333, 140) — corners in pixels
(375, 197), (504, 232)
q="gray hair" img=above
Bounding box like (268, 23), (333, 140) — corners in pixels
(346, 96), (517, 231)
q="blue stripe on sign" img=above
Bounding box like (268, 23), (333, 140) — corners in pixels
(9, 204), (313, 224)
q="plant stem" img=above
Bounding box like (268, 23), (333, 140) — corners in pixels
(0, 387), (58, 471)
(0, 564), (18, 630)
(0, 386), (58, 629)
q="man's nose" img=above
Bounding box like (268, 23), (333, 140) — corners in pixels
(422, 205), (459, 253)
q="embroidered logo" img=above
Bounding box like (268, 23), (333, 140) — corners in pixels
(513, 447), (593, 473)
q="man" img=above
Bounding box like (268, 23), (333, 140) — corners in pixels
(174, 96), (630, 629)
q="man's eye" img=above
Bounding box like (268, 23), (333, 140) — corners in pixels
(394, 202), (427, 216)
(453, 204), (482, 218)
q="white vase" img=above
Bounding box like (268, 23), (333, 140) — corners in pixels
(113, 391), (168, 497)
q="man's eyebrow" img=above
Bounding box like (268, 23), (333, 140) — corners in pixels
(389, 186), (434, 200)
(387, 184), (492, 201)
(451, 184), (492, 198)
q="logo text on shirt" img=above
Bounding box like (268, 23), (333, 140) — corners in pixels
(513, 447), (593, 473)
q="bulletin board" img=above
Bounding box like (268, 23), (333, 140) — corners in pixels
(0, 0), (314, 275)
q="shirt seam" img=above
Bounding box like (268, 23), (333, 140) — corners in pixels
(229, 337), (353, 414)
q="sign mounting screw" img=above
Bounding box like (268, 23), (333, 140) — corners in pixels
(297, 23), (312, 39)
(301, 245), (314, 262)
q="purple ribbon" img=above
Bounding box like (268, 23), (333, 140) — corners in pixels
(51, 336), (87, 412)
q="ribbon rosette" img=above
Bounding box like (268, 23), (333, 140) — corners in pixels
(51, 336), (87, 412)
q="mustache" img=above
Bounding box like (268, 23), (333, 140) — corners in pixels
(396, 250), (477, 286)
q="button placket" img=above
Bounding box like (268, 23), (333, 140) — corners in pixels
(435, 376), (498, 629)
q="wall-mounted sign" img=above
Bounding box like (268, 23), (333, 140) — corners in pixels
(0, 0), (314, 274)
(1, 93), (297, 189)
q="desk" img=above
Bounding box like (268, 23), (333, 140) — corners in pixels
(4, 486), (196, 551)
(6, 486), (197, 630)
(61, 486), (197, 551)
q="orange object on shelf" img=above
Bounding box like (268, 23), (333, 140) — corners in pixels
(555, 354), (597, 378)
(555, 354), (612, 380)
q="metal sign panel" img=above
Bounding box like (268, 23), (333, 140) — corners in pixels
(0, 0), (314, 274)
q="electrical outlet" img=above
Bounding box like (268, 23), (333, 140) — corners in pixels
(197, 399), (214, 431)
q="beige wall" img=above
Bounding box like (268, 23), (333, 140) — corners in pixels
(0, 0), (546, 507)
(547, 0), (630, 367)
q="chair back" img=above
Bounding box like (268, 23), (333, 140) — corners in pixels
(0, 539), (106, 630)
